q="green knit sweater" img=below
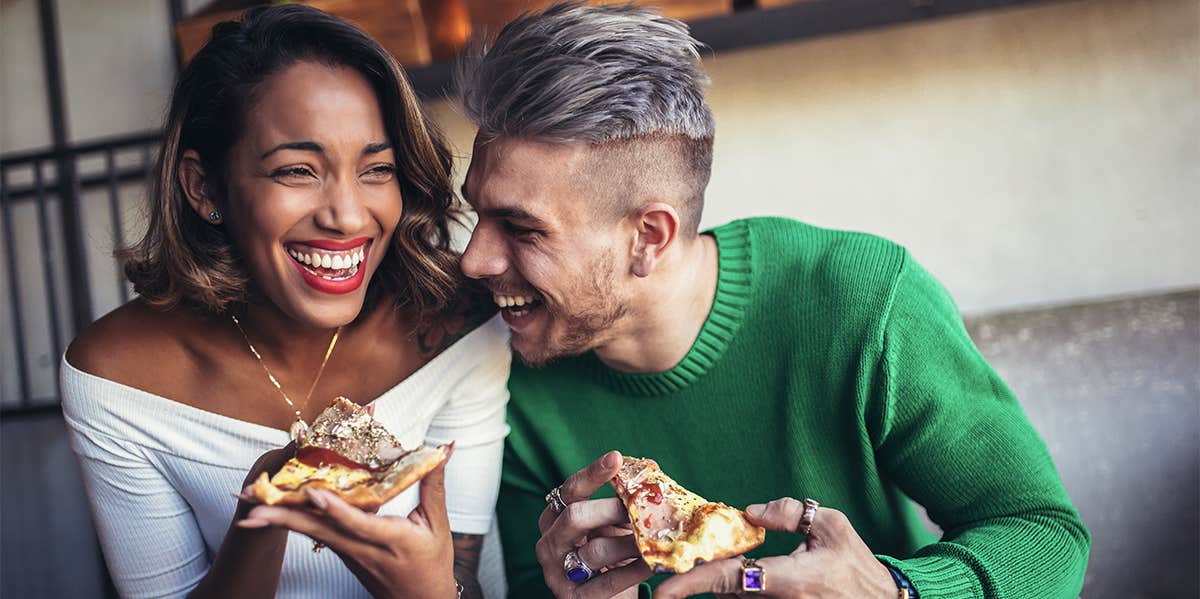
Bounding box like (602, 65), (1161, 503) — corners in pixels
(498, 217), (1090, 599)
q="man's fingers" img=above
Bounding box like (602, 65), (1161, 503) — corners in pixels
(574, 559), (653, 599)
(577, 535), (640, 571)
(560, 451), (623, 503)
(539, 451), (624, 535)
(538, 504), (559, 535)
(744, 497), (808, 533)
(541, 498), (630, 560)
(652, 557), (745, 599)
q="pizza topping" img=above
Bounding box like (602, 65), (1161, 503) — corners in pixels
(610, 456), (766, 574)
(297, 446), (373, 471)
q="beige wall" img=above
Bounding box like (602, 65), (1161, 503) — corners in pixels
(429, 0), (1200, 315)
(1, 0), (1197, 402)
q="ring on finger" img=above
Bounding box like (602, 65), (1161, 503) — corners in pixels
(312, 540), (326, 553)
(740, 557), (765, 592)
(545, 485), (567, 514)
(563, 549), (595, 583)
(798, 498), (820, 536)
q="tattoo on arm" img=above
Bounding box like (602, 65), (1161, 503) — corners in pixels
(452, 532), (484, 574)
(453, 533), (485, 599)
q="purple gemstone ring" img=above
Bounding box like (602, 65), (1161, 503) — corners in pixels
(740, 558), (765, 593)
(563, 550), (594, 584)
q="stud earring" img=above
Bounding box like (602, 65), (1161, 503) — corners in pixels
(208, 210), (220, 222)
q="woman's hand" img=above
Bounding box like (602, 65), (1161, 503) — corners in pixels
(238, 450), (459, 599)
(236, 442), (296, 513)
(653, 498), (896, 599)
(534, 451), (651, 599)
(187, 442), (297, 599)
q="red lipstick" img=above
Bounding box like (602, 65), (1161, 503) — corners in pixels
(296, 237), (370, 251)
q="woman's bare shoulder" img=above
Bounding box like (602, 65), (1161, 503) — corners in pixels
(65, 299), (204, 388)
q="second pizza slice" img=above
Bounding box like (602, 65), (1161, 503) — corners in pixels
(609, 456), (765, 574)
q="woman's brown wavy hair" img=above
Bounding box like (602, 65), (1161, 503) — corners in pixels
(122, 4), (461, 318)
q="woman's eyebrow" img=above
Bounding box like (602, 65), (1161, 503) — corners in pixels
(363, 141), (391, 155)
(260, 140), (323, 159)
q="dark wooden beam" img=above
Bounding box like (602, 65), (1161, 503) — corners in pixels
(37, 0), (93, 331)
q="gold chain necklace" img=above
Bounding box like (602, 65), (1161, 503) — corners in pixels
(230, 314), (343, 440)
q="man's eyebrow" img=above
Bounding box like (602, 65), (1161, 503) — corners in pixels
(483, 206), (548, 228)
(260, 141), (323, 159)
(460, 184), (548, 227)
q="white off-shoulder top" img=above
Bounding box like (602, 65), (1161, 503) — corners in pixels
(61, 314), (511, 599)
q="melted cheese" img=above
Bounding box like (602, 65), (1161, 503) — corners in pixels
(270, 459), (374, 490)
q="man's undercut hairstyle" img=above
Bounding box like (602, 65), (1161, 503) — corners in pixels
(453, 1), (715, 233)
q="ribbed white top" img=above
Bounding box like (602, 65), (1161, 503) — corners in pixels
(61, 315), (512, 599)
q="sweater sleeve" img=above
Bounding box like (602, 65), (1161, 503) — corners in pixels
(424, 315), (513, 535)
(872, 256), (1090, 599)
(62, 415), (208, 598)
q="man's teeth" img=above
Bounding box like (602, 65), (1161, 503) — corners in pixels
(493, 294), (537, 308)
(287, 246), (366, 279)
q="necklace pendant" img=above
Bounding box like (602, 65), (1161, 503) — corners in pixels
(289, 418), (310, 442)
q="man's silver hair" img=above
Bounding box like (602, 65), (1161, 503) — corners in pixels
(453, 2), (715, 143)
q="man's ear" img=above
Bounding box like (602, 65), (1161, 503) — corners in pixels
(629, 202), (680, 278)
(179, 150), (221, 223)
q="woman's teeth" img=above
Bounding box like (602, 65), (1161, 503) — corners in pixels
(287, 246), (366, 280)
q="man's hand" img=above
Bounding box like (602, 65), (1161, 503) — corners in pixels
(654, 498), (896, 599)
(536, 450), (652, 599)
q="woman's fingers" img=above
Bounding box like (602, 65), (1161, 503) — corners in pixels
(306, 488), (402, 543)
(239, 503), (366, 557)
(412, 444), (452, 533)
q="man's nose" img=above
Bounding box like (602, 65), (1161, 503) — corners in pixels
(313, 177), (370, 234)
(461, 223), (508, 279)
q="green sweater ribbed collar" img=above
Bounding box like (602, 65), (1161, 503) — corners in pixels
(585, 220), (754, 396)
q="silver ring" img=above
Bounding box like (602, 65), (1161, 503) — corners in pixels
(798, 498), (820, 536)
(545, 486), (567, 514)
(563, 549), (594, 584)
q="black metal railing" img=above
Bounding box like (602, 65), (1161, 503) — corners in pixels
(0, 131), (161, 416)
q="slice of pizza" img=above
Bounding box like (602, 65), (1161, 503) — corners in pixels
(609, 456), (765, 574)
(249, 397), (450, 511)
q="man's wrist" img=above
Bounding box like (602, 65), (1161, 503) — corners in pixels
(883, 563), (918, 599)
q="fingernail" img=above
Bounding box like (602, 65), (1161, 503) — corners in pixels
(238, 518), (270, 528)
(603, 451), (619, 468)
(306, 488), (328, 510)
(746, 504), (765, 518)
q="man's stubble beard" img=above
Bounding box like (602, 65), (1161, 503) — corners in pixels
(515, 252), (628, 368)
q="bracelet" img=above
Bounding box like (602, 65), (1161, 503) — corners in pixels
(884, 564), (918, 599)
(455, 580), (464, 599)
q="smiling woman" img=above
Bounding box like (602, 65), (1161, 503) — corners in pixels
(58, 5), (508, 599)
